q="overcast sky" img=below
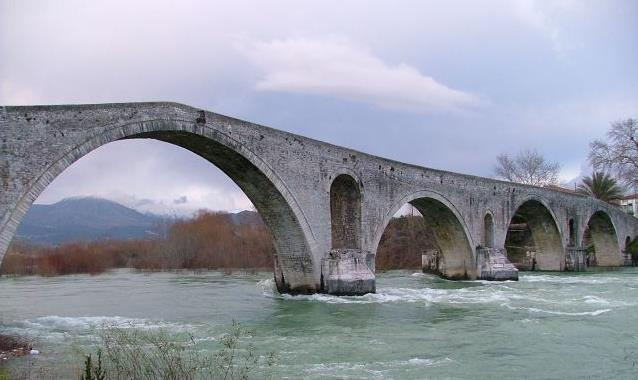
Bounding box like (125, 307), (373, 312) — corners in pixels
(1, 0), (636, 215)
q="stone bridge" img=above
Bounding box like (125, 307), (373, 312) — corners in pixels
(2, 103), (637, 295)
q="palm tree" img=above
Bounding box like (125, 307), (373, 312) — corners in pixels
(576, 171), (624, 203)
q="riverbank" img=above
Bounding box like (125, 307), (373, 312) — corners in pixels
(0, 334), (34, 361)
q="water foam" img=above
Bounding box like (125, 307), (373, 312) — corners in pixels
(520, 274), (630, 285)
(272, 286), (514, 306)
(583, 295), (610, 305)
(22, 315), (191, 331)
(257, 278), (278, 296)
(298, 356), (452, 378)
(256, 273), (627, 318)
(502, 303), (611, 316)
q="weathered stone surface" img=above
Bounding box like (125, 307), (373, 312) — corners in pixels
(321, 249), (375, 295)
(565, 247), (588, 272)
(421, 249), (441, 275)
(476, 248), (519, 281)
(1, 102), (638, 295)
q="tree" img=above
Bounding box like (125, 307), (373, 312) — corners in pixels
(494, 149), (560, 186)
(589, 118), (638, 189)
(576, 171), (624, 203)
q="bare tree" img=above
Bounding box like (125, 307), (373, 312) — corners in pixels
(494, 149), (561, 186)
(589, 118), (638, 190)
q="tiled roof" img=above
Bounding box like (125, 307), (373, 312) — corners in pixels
(622, 193), (638, 200)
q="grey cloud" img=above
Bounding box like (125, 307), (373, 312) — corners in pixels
(239, 36), (481, 113)
(134, 198), (155, 207)
(173, 196), (188, 205)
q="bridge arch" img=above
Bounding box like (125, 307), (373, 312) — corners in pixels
(372, 190), (476, 279)
(482, 212), (495, 248)
(0, 117), (317, 293)
(330, 174), (362, 250)
(505, 198), (564, 271)
(582, 210), (621, 266)
(568, 218), (576, 247)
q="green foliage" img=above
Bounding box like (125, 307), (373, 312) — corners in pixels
(80, 350), (106, 380)
(0, 368), (10, 380)
(576, 171), (624, 203)
(626, 238), (638, 255)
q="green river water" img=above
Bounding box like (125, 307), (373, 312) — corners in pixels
(2, 268), (638, 379)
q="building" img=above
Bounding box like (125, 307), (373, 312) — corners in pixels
(620, 193), (638, 217)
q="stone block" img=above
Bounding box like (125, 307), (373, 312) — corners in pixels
(321, 249), (375, 295)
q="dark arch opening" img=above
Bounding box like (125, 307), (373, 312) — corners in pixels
(375, 197), (476, 280)
(505, 200), (564, 271)
(483, 213), (494, 248)
(625, 236), (631, 251)
(330, 174), (361, 250)
(376, 205), (434, 270)
(582, 211), (621, 267)
(1, 127), (316, 294)
(568, 218), (575, 247)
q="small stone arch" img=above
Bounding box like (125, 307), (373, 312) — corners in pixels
(330, 174), (362, 250)
(483, 212), (495, 248)
(568, 218), (576, 247)
(372, 191), (476, 279)
(582, 210), (621, 266)
(505, 199), (564, 271)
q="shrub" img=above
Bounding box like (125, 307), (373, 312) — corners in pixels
(82, 321), (277, 380)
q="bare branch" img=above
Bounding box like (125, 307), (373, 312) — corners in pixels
(494, 149), (560, 186)
(589, 118), (638, 190)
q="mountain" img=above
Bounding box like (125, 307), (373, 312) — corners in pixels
(229, 210), (265, 226)
(15, 197), (163, 245)
(15, 197), (265, 246)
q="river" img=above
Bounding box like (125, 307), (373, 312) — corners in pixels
(2, 268), (638, 379)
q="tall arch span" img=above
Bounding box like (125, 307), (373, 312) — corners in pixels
(0, 103), (318, 294)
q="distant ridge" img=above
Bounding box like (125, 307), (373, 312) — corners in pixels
(15, 197), (163, 245)
(15, 197), (261, 245)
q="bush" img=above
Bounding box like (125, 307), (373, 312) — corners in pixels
(626, 238), (638, 255)
(82, 321), (277, 380)
(80, 350), (106, 380)
(0, 334), (32, 358)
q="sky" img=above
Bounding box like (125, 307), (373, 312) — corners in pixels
(1, 0), (637, 215)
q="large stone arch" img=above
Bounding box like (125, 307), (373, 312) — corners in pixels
(372, 190), (476, 279)
(582, 210), (621, 266)
(505, 198), (564, 270)
(0, 117), (317, 293)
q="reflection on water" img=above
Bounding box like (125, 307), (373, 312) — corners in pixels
(2, 268), (638, 379)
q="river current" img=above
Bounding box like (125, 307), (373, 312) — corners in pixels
(2, 268), (638, 379)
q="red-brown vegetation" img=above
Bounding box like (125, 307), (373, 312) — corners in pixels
(376, 215), (436, 270)
(1, 211), (434, 276)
